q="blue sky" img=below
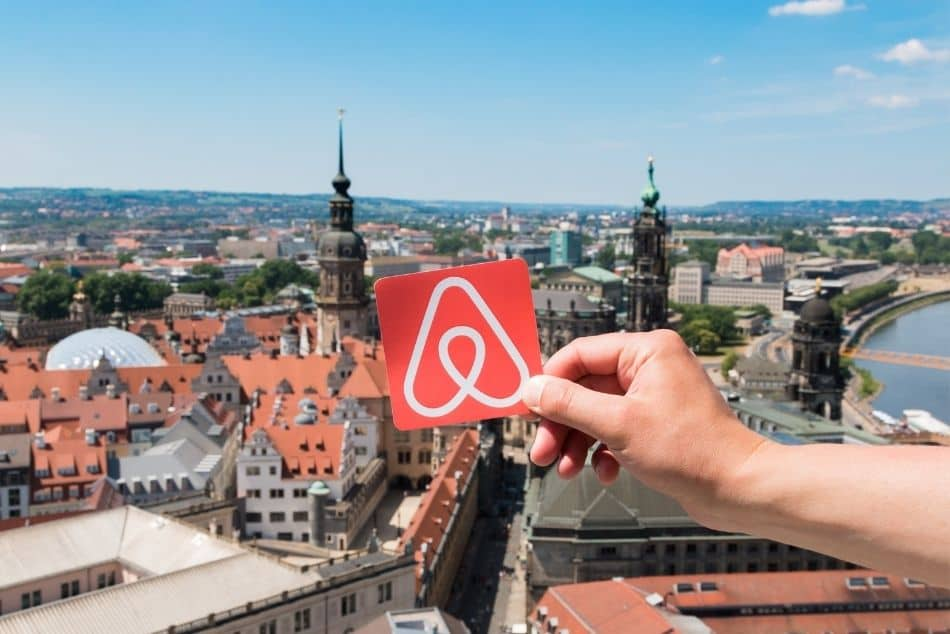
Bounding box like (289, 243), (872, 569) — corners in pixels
(1, 1), (948, 205)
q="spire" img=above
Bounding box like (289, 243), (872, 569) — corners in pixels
(331, 108), (352, 202)
(640, 155), (661, 209)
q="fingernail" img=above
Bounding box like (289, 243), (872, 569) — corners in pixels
(522, 375), (547, 410)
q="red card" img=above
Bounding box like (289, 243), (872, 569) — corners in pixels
(375, 258), (543, 430)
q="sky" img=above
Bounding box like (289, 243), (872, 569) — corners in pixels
(1, 0), (948, 206)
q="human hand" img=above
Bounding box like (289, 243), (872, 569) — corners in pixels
(521, 331), (766, 523)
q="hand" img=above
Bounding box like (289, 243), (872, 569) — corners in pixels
(521, 331), (766, 525)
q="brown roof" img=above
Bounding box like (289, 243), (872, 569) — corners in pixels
(244, 391), (346, 480)
(400, 430), (479, 594)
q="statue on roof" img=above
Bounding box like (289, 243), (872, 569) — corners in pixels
(640, 155), (661, 209)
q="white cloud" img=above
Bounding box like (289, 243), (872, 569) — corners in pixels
(880, 38), (950, 65)
(867, 94), (920, 109)
(768, 0), (863, 17)
(708, 55), (725, 65)
(833, 64), (874, 80)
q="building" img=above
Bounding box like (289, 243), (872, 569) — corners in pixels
(0, 411), (31, 520)
(670, 261), (785, 316)
(786, 294), (844, 421)
(549, 225), (583, 266)
(626, 157), (669, 332)
(533, 289), (617, 357)
(539, 265), (623, 309)
(399, 430), (480, 608)
(0, 506), (415, 632)
(216, 236), (280, 259)
(716, 243), (785, 282)
(163, 292), (214, 319)
(237, 390), (385, 550)
(358, 608), (470, 634)
(730, 357), (789, 399)
(314, 112), (369, 353)
(533, 571), (950, 634)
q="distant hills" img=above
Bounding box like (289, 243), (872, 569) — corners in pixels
(0, 187), (947, 219)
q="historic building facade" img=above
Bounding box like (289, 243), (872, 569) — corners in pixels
(315, 112), (369, 354)
(626, 158), (669, 332)
(786, 294), (844, 421)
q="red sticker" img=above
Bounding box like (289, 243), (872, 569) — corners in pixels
(375, 259), (543, 430)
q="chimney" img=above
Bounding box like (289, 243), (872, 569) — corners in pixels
(106, 384), (117, 399)
(34, 430), (46, 449)
(84, 428), (97, 446)
(454, 470), (464, 500)
(78, 385), (90, 401)
(50, 386), (61, 402)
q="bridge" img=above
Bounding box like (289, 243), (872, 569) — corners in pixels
(843, 348), (950, 372)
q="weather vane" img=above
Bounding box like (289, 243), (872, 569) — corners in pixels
(337, 107), (346, 120)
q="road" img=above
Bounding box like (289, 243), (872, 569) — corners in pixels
(448, 456), (527, 633)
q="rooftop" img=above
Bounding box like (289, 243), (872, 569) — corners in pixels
(571, 265), (622, 284)
(45, 327), (166, 370)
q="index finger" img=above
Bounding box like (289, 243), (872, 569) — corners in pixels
(544, 332), (637, 382)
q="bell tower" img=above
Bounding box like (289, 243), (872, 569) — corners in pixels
(626, 157), (669, 332)
(787, 283), (844, 421)
(315, 109), (368, 354)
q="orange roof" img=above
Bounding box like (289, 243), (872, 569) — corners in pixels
(244, 391), (346, 480)
(0, 400), (41, 432)
(535, 580), (677, 634)
(717, 242), (784, 260)
(0, 263), (33, 278)
(400, 429), (479, 593)
(224, 353), (338, 397)
(40, 394), (129, 433)
(0, 364), (202, 402)
(0, 345), (48, 368)
(32, 423), (107, 493)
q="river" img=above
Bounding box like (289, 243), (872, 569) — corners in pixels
(855, 300), (950, 422)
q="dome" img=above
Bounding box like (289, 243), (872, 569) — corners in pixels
(800, 297), (835, 323)
(46, 327), (166, 370)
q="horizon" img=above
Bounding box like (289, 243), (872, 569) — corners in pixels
(1, 1), (948, 205)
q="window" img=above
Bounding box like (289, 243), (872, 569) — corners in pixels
(355, 446), (367, 456)
(293, 511), (308, 522)
(727, 543), (739, 554)
(397, 451), (411, 464)
(418, 450), (431, 464)
(664, 543), (676, 555)
(341, 592), (357, 616)
(9, 488), (20, 505)
(245, 512), (263, 523)
(259, 621), (276, 634)
(293, 488), (308, 498)
(245, 466), (261, 476)
(21, 593), (29, 610)
(599, 546), (617, 558)
(277, 532), (293, 541)
(420, 429), (433, 442)
(377, 581), (393, 603)
(246, 489), (261, 498)
(61, 583), (70, 599)
(269, 512), (286, 522)
(394, 431), (410, 443)
(269, 466), (277, 476)
(294, 608), (311, 632)
(269, 489), (284, 499)
(31, 590), (41, 607)
(97, 573), (107, 589)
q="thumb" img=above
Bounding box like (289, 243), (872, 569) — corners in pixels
(521, 375), (629, 447)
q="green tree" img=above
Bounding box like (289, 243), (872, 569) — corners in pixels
(82, 272), (172, 313)
(680, 319), (721, 354)
(191, 262), (224, 279)
(721, 350), (739, 376)
(596, 243), (616, 270)
(117, 252), (136, 266)
(864, 232), (893, 253)
(16, 269), (75, 319)
(745, 304), (773, 320)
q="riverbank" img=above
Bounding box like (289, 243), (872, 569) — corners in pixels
(850, 292), (950, 348)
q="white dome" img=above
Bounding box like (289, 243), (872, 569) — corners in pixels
(45, 327), (166, 370)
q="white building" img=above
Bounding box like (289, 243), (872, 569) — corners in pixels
(237, 392), (380, 548)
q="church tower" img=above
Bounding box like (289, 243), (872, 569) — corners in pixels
(315, 110), (368, 354)
(787, 287), (844, 421)
(625, 157), (669, 332)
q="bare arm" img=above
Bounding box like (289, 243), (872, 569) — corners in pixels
(521, 331), (950, 587)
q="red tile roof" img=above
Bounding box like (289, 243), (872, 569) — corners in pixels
(32, 423), (107, 498)
(400, 429), (479, 594)
(244, 391), (347, 480)
(0, 364), (202, 401)
(535, 580), (677, 634)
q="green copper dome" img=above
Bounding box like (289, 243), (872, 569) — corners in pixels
(640, 156), (660, 208)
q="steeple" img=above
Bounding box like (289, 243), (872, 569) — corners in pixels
(330, 108), (353, 230)
(640, 156), (661, 209)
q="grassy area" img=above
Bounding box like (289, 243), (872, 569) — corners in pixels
(853, 365), (880, 399)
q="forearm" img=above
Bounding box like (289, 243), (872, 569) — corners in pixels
(714, 441), (950, 587)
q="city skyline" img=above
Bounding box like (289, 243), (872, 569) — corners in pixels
(1, 1), (949, 205)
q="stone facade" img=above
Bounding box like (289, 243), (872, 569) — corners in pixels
(787, 296), (844, 421)
(626, 158), (668, 332)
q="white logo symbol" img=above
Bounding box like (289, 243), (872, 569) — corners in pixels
(404, 276), (530, 418)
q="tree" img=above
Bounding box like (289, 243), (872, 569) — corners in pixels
(82, 272), (172, 313)
(680, 319), (721, 355)
(117, 252), (136, 266)
(864, 232), (893, 253)
(745, 304), (773, 320)
(721, 350), (739, 376)
(191, 262), (224, 279)
(596, 243), (616, 270)
(16, 270), (75, 319)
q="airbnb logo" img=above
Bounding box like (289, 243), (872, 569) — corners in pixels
(375, 259), (542, 430)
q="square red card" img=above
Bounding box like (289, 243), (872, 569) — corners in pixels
(374, 258), (543, 430)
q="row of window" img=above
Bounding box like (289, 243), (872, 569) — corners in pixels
(392, 429), (434, 443)
(396, 450), (431, 465)
(246, 511), (310, 523)
(245, 465), (279, 477)
(603, 541), (800, 558)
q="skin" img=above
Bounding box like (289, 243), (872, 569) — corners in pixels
(521, 330), (950, 587)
